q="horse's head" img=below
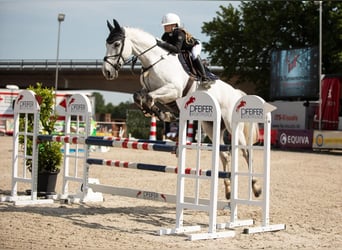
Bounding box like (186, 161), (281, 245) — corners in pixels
(102, 19), (132, 80)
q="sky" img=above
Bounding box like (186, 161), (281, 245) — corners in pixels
(0, 0), (240, 104)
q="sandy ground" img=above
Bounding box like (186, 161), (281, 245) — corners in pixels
(0, 135), (341, 249)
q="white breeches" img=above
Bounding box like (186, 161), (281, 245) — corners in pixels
(191, 42), (202, 59)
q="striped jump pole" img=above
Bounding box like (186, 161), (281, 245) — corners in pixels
(87, 136), (176, 145)
(37, 135), (177, 153)
(37, 135), (231, 153)
(86, 158), (231, 179)
(88, 136), (231, 151)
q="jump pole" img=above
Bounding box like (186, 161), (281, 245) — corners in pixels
(37, 135), (230, 153)
(85, 158), (230, 209)
(86, 135), (230, 151)
(86, 158), (231, 178)
(220, 95), (286, 233)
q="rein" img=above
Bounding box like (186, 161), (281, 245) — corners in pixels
(129, 42), (171, 74)
(131, 43), (165, 73)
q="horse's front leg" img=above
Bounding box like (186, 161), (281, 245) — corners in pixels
(146, 85), (180, 121)
(202, 122), (232, 200)
(133, 89), (154, 117)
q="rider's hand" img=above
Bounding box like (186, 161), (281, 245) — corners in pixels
(156, 39), (163, 47)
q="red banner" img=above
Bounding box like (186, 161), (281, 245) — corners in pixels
(315, 77), (341, 130)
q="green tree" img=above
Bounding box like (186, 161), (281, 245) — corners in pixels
(112, 101), (134, 119)
(92, 92), (106, 114)
(105, 102), (115, 114)
(126, 109), (150, 139)
(202, 1), (342, 99)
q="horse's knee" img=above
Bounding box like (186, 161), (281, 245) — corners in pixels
(220, 151), (230, 170)
(133, 91), (143, 105)
(133, 90), (153, 107)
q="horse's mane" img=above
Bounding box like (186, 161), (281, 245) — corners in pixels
(123, 26), (157, 44)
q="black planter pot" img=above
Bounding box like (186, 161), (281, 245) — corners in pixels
(37, 170), (60, 196)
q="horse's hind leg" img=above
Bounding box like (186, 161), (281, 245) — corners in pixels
(202, 122), (231, 200)
(220, 150), (231, 199)
(242, 148), (262, 198)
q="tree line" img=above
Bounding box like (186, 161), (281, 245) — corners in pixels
(202, 1), (341, 99)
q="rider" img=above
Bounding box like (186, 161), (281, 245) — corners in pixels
(156, 13), (214, 89)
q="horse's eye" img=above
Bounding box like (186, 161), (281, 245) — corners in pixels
(113, 41), (121, 48)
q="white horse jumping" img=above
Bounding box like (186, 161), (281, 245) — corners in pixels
(102, 19), (261, 199)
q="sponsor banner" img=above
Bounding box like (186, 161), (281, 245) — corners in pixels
(313, 130), (342, 149)
(270, 101), (307, 129)
(233, 95), (276, 123)
(178, 91), (220, 122)
(14, 90), (40, 114)
(259, 128), (278, 145)
(277, 129), (313, 149)
(66, 94), (92, 115)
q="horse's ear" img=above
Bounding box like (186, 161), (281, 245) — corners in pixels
(107, 20), (114, 32)
(113, 19), (121, 31)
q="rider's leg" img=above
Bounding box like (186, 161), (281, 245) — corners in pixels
(191, 43), (214, 89)
(193, 56), (214, 88)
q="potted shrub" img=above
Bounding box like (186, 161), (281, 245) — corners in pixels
(20, 83), (63, 195)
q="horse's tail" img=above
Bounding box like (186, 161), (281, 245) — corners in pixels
(244, 122), (260, 145)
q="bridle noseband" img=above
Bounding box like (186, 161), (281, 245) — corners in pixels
(103, 36), (126, 71)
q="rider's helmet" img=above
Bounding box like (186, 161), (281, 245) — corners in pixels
(161, 13), (180, 27)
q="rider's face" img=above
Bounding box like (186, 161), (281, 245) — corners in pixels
(164, 24), (176, 33)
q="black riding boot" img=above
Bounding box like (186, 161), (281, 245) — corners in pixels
(193, 56), (214, 89)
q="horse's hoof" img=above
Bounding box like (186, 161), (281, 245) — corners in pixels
(162, 112), (176, 123)
(224, 179), (231, 200)
(254, 189), (262, 198)
(252, 179), (262, 198)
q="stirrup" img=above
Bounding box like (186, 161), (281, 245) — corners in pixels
(199, 78), (214, 89)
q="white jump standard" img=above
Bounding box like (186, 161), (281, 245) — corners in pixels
(6, 90), (54, 205)
(159, 91), (235, 240)
(220, 95), (286, 234)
